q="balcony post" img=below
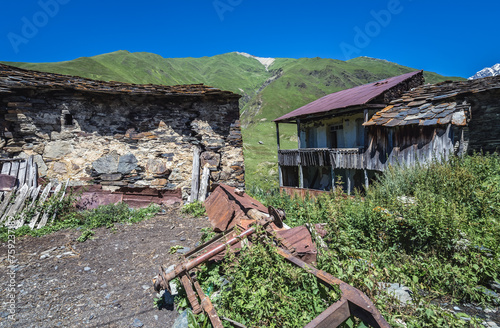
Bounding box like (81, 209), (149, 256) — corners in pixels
(363, 109), (369, 149)
(297, 119), (304, 188)
(276, 122), (283, 187)
(331, 166), (335, 191)
(347, 170), (352, 196)
(364, 169), (369, 191)
(275, 122), (281, 151)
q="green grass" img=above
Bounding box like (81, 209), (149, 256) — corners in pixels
(0, 202), (160, 242)
(244, 154), (500, 327)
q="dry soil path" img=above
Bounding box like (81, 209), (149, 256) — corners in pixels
(0, 210), (210, 328)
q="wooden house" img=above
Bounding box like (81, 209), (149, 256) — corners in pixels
(274, 71), (424, 194)
(275, 71), (500, 194)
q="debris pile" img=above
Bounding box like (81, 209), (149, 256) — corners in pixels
(153, 184), (390, 328)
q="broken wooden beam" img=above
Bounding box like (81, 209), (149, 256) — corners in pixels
(192, 276), (224, 328)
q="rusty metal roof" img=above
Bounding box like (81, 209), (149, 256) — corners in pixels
(275, 71), (422, 123)
(365, 74), (500, 127)
(0, 63), (239, 98)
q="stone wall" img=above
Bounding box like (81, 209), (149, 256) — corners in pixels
(0, 89), (244, 199)
(467, 89), (500, 153)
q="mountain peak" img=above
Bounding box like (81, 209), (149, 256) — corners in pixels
(235, 52), (275, 70)
(469, 63), (500, 80)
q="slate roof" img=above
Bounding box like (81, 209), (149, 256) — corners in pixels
(274, 71), (422, 123)
(365, 75), (500, 127)
(0, 64), (239, 98)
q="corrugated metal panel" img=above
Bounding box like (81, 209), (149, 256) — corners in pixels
(275, 71), (422, 122)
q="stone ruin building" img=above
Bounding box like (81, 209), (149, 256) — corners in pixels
(0, 64), (244, 202)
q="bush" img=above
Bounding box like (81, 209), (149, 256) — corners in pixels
(181, 201), (206, 218)
(243, 154), (500, 326)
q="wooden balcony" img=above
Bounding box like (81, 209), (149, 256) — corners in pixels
(278, 148), (366, 170)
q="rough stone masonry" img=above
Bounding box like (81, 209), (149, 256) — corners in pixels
(0, 64), (244, 200)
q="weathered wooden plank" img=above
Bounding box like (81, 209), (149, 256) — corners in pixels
(50, 179), (69, 223)
(198, 166), (210, 202)
(0, 187), (17, 221)
(12, 186), (36, 229)
(29, 182), (52, 229)
(10, 161), (20, 180)
(1, 162), (11, 175)
(25, 156), (33, 187)
(38, 183), (62, 229)
(189, 146), (201, 203)
(16, 185), (41, 229)
(31, 161), (38, 188)
(1, 184), (29, 225)
(17, 159), (27, 186)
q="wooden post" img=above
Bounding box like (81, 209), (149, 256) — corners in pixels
(331, 166), (335, 191)
(347, 170), (352, 196)
(198, 165), (210, 202)
(299, 165), (304, 188)
(276, 122), (283, 187)
(276, 122), (281, 151)
(190, 146), (201, 203)
(297, 119), (304, 188)
(278, 165), (283, 188)
(363, 109), (369, 151)
(364, 169), (369, 191)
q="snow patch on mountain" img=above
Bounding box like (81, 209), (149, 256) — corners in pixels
(236, 52), (275, 70)
(469, 63), (500, 80)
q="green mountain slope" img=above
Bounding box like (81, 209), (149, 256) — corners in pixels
(2, 51), (465, 188)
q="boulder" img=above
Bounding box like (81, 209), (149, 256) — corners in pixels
(117, 153), (138, 174)
(200, 151), (221, 169)
(92, 151), (120, 174)
(146, 158), (170, 175)
(378, 282), (413, 305)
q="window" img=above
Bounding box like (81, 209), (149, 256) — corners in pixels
(329, 125), (343, 148)
(63, 113), (73, 126)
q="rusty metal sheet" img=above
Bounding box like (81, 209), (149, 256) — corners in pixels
(276, 225), (317, 264)
(74, 185), (182, 209)
(280, 186), (327, 200)
(0, 174), (17, 191)
(205, 184), (268, 232)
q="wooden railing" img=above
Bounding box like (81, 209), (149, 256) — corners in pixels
(278, 148), (366, 170)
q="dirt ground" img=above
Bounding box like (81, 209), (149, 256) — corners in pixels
(0, 209), (211, 328)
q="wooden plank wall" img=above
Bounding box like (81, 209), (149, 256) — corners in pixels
(365, 124), (454, 171)
(278, 124), (455, 176)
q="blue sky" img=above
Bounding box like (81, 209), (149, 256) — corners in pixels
(1, 0), (498, 78)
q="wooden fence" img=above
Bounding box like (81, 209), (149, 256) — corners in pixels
(0, 156), (68, 229)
